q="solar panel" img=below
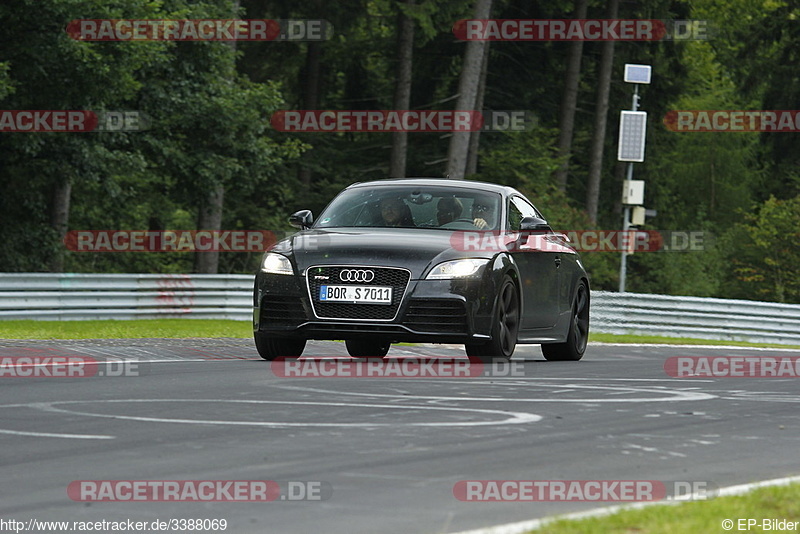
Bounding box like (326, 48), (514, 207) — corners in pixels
(618, 111), (647, 162)
(624, 64), (652, 84)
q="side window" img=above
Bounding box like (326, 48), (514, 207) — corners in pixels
(508, 196), (539, 230)
(507, 201), (523, 231)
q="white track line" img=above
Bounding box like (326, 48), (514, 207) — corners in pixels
(449, 474), (800, 534)
(0, 429), (114, 439)
(589, 342), (800, 352)
(276, 383), (717, 403)
(30, 399), (542, 428)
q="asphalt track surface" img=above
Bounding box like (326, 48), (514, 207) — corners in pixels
(1, 338), (799, 534)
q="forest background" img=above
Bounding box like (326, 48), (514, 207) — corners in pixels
(1, 0), (798, 304)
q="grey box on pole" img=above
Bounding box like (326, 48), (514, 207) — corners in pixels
(622, 180), (645, 205)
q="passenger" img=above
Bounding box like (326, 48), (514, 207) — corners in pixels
(379, 197), (414, 227)
(437, 196), (464, 226)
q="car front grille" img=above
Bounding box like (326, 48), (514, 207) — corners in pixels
(306, 265), (410, 321)
(404, 299), (468, 334)
(260, 295), (307, 327)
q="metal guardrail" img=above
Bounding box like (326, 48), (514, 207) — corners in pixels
(0, 274), (796, 345)
(591, 290), (799, 345)
(0, 273), (252, 321)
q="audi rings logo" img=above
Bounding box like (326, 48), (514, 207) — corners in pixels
(339, 269), (375, 283)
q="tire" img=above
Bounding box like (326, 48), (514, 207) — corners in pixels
(541, 281), (589, 361)
(465, 275), (519, 362)
(254, 331), (306, 361)
(345, 338), (391, 359)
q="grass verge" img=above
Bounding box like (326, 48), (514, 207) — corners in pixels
(588, 332), (800, 350)
(0, 320), (797, 349)
(0, 319), (252, 340)
(531, 482), (800, 533)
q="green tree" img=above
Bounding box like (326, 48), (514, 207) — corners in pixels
(729, 195), (800, 303)
(0, 0), (302, 274)
(626, 36), (763, 297)
(0, 0), (171, 271)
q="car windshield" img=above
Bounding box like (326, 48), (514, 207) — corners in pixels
(314, 186), (503, 230)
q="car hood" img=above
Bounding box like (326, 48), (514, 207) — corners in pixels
(271, 228), (491, 279)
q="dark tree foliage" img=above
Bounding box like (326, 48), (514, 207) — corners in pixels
(0, 0), (796, 302)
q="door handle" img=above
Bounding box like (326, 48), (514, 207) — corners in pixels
(554, 256), (562, 267)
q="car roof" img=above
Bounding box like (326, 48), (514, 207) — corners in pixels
(345, 178), (521, 197)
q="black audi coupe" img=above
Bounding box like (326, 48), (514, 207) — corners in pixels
(253, 179), (589, 361)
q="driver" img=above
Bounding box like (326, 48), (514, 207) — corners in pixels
(471, 196), (496, 229)
(436, 196), (463, 226)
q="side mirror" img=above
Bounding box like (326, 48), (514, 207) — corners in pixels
(289, 210), (314, 230)
(519, 216), (552, 233)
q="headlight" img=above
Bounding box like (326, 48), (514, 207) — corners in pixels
(426, 259), (489, 279)
(261, 253), (293, 275)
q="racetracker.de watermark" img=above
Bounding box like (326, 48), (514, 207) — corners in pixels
(0, 353), (146, 378)
(270, 110), (536, 132)
(65, 230), (275, 252)
(66, 19), (332, 41)
(453, 480), (717, 501)
(665, 356), (800, 378)
(453, 19), (710, 41)
(269, 357), (525, 378)
(67, 480), (332, 501)
(664, 110), (800, 132)
(0, 111), (148, 132)
(450, 230), (709, 253)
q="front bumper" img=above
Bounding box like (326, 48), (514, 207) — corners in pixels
(254, 271), (496, 343)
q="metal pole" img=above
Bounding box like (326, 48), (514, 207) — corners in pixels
(619, 164), (633, 292)
(618, 85), (639, 293)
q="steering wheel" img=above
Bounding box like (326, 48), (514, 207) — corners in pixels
(440, 218), (479, 229)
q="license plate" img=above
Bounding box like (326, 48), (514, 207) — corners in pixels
(319, 285), (392, 304)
